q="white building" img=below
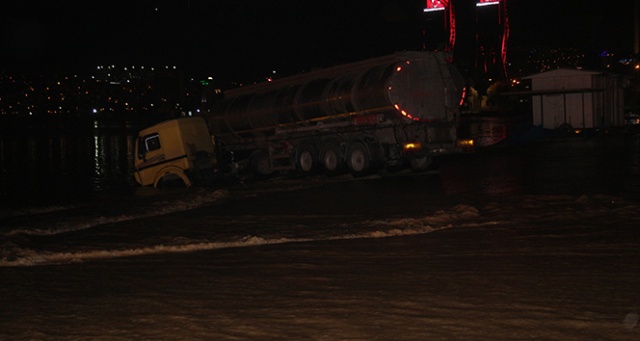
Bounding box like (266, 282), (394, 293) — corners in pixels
(523, 69), (625, 129)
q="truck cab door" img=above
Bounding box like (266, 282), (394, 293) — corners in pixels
(134, 132), (166, 186)
(137, 133), (162, 161)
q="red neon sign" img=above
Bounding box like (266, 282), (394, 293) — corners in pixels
(424, 0), (448, 12)
(476, 0), (500, 6)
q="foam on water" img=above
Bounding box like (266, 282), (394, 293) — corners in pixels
(2, 189), (231, 237)
(0, 205), (78, 219)
(0, 204), (486, 267)
(1, 176), (345, 237)
(3, 190), (637, 268)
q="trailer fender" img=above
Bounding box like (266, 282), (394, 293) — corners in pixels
(153, 166), (192, 188)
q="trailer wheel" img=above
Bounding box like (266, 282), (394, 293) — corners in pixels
(249, 150), (272, 178)
(321, 144), (345, 176)
(295, 144), (316, 175)
(347, 141), (370, 177)
(410, 156), (432, 172)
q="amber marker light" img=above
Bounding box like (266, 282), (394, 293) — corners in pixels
(403, 142), (423, 151)
(458, 139), (474, 147)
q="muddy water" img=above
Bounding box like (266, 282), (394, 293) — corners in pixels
(1, 129), (640, 340)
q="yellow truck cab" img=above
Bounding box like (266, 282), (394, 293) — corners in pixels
(134, 117), (216, 187)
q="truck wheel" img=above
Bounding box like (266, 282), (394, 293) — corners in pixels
(249, 150), (272, 178)
(321, 144), (345, 176)
(347, 141), (370, 177)
(295, 144), (316, 175)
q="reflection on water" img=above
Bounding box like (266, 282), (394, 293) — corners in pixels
(623, 131), (640, 195)
(459, 113), (527, 147)
(440, 130), (640, 199)
(439, 150), (529, 196)
(2, 117), (640, 207)
(0, 121), (141, 207)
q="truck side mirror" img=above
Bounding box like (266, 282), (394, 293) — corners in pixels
(137, 137), (147, 161)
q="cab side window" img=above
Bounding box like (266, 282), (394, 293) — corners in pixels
(144, 134), (161, 152)
(138, 133), (161, 159)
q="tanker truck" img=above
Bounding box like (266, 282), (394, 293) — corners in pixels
(134, 51), (467, 187)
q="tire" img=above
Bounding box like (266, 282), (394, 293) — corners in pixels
(295, 144), (316, 175)
(346, 141), (370, 177)
(249, 150), (272, 178)
(410, 156), (432, 172)
(320, 144), (345, 176)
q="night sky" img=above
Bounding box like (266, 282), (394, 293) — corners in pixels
(0, 0), (635, 81)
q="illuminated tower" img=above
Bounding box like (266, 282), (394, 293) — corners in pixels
(475, 0), (510, 80)
(423, 0), (456, 52)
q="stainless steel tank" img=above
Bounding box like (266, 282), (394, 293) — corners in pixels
(206, 51), (464, 139)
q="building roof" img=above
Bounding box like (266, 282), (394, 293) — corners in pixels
(522, 68), (602, 80)
(501, 88), (603, 96)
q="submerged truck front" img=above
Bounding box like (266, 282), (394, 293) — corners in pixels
(133, 51), (467, 187)
(134, 117), (215, 187)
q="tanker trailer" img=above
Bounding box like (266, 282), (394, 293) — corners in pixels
(203, 51), (466, 177)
